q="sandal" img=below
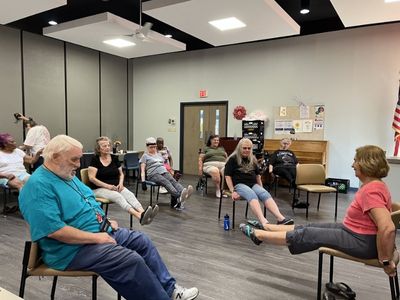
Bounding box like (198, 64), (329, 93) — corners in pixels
(246, 219), (265, 230)
(239, 224), (262, 245)
(325, 282), (356, 299)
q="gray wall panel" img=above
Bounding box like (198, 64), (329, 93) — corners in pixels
(66, 43), (100, 151)
(100, 53), (127, 148)
(23, 32), (65, 136)
(0, 26), (23, 143)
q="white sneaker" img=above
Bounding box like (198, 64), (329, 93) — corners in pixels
(159, 186), (168, 194)
(186, 185), (193, 200)
(216, 189), (221, 198)
(179, 188), (188, 205)
(171, 284), (199, 300)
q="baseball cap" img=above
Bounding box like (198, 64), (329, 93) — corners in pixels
(146, 137), (157, 145)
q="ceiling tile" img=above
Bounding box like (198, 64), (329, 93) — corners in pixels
(143, 0), (300, 47)
(43, 12), (186, 59)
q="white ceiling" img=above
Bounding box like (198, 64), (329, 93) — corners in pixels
(3, 0), (400, 59)
(331, 0), (400, 27)
(43, 12), (186, 59)
(143, 0), (300, 47)
(0, 0), (66, 25)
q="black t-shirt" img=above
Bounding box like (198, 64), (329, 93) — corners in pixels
(270, 150), (298, 169)
(89, 155), (121, 188)
(224, 156), (260, 187)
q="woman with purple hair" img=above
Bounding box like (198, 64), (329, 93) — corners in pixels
(0, 133), (42, 190)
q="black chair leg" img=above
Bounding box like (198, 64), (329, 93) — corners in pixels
(129, 215), (133, 230)
(92, 275), (97, 300)
(245, 202), (249, 219)
(329, 255), (334, 283)
(394, 271), (399, 297)
(317, 193), (321, 210)
(292, 187), (297, 209)
(317, 251), (323, 300)
(334, 190), (338, 221)
(105, 204), (109, 216)
(306, 192), (310, 219)
(218, 192), (222, 219)
(51, 276), (58, 300)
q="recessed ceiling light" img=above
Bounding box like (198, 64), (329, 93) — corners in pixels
(300, 0), (310, 14)
(165, 34), (172, 38)
(385, 0), (400, 2)
(300, 8), (310, 14)
(103, 38), (135, 48)
(48, 20), (58, 25)
(208, 17), (246, 31)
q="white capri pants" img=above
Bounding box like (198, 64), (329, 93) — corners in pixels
(93, 187), (143, 212)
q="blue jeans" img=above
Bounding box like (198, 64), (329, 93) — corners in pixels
(234, 183), (272, 204)
(67, 228), (175, 300)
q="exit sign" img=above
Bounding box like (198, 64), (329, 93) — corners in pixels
(199, 90), (208, 98)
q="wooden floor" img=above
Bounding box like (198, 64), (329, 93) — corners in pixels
(0, 176), (398, 299)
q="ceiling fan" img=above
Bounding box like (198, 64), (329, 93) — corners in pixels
(123, 0), (153, 42)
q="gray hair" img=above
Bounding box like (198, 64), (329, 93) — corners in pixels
(94, 136), (111, 155)
(228, 138), (258, 168)
(43, 135), (83, 161)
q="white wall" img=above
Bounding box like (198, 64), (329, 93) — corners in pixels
(132, 23), (400, 187)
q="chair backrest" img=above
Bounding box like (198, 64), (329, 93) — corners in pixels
(391, 208), (400, 228)
(80, 168), (90, 186)
(124, 152), (139, 169)
(296, 164), (326, 185)
(23, 241), (41, 270)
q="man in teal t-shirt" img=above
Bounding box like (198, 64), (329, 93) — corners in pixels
(19, 135), (199, 300)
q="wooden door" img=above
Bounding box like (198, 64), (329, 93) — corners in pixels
(180, 102), (228, 175)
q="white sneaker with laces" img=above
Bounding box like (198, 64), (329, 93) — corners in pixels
(159, 186), (168, 194)
(186, 185), (193, 200)
(171, 284), (199, 300)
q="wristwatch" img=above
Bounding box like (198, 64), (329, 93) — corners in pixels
(382, 259), (390, 266)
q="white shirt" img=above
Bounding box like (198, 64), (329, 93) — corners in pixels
(24, 125), (50, 155)
(0, 149), (27, 176)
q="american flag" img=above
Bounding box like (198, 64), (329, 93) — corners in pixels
(393, 83), (400, 156)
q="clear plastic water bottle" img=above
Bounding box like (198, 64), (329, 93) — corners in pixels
(224, 214), (230, 230)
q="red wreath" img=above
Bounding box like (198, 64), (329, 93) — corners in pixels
(233, 105), (247, 120)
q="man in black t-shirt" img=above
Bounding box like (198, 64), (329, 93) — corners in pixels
(269, 138), (298, 190)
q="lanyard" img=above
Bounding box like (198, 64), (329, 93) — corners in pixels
(43, 165), (104, 223)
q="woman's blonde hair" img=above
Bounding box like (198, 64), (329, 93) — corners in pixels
(354, 145), (389, 178)
(228, 138), (258, 168)
(43, 135), (83, 161)
(94, 136), (111, 155)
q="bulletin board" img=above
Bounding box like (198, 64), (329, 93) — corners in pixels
(272, 105), (325, 140)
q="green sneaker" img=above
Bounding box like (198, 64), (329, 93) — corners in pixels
(239, 224), (262, 245)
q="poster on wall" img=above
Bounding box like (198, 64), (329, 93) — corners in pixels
(274, 120), (293, 134)
(280, 106), (287, 117)
(300, 104), (310, 119)
(314, 105), (325, 117)
(303, 119), (313, 132)
(292, 120), (303, 132)
(314, 118), (324, 130)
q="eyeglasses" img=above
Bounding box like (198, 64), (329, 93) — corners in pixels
(148, 145), (157, 148)
(242, 147), (252, 150)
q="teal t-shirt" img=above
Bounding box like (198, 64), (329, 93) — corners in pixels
(19, 166), (105, 270)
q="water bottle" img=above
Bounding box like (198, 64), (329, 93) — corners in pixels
(224, 214), (230, 231)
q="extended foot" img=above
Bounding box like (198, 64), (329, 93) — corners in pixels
(186, 185), (193, 200)
(239, 224), (262, 245)
(179, 188), (188, 206)
(140, 206), (153, 225)
(145, 205), (159, 225)
(246, 219), (265, 230)
(277, 217), (294, 225)
(171, 284), (199, 300)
